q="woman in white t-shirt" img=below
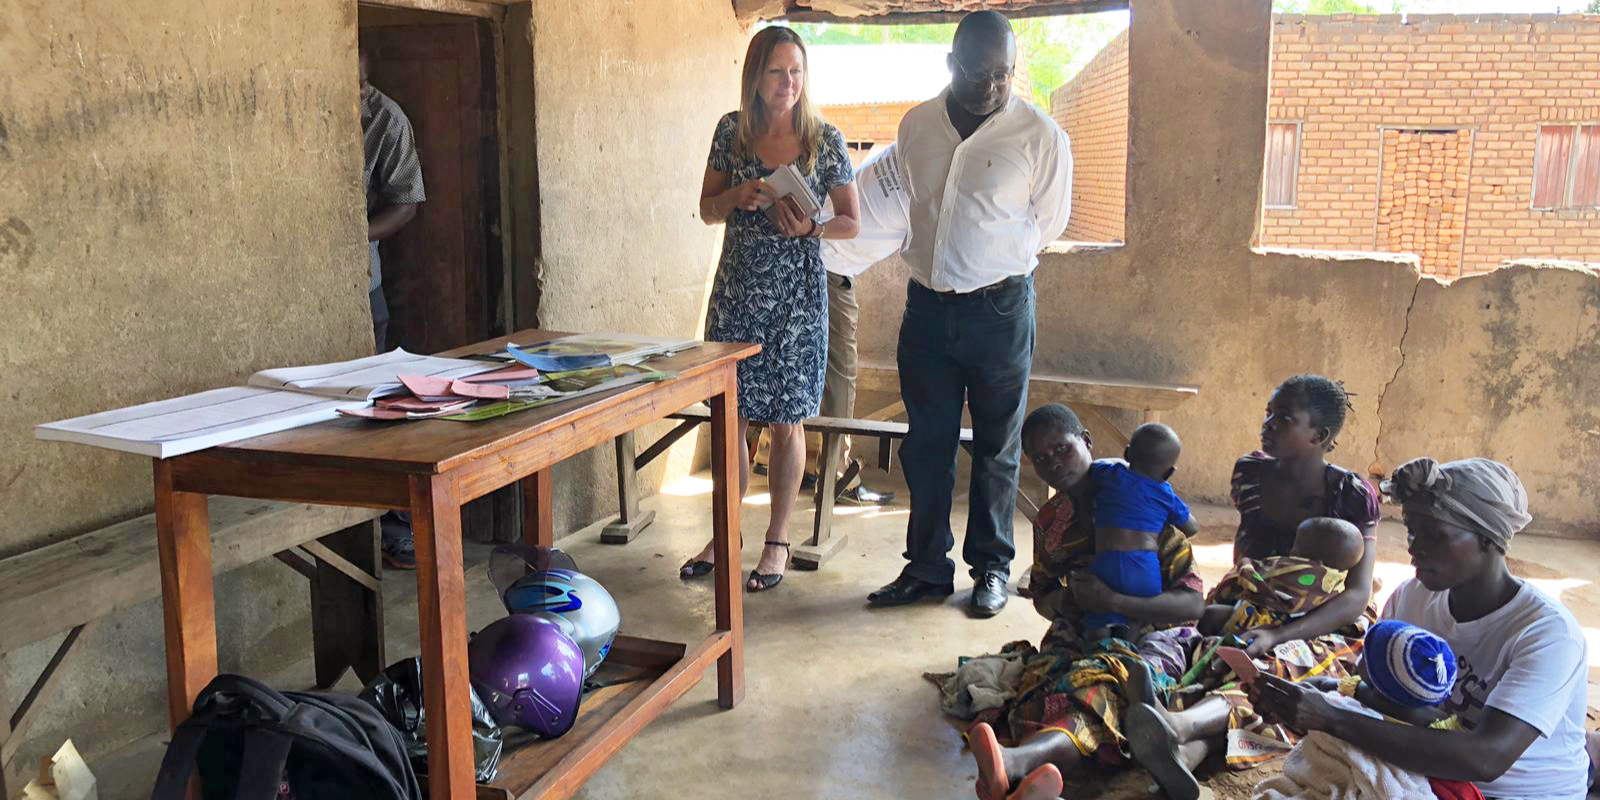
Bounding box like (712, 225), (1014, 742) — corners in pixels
(1247, 457), (1592, 800)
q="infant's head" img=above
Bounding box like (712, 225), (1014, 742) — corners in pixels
(1360, 620), (1458, 708)
(1290, 517), (1365, 571)
(1125, 423), (1182, 481)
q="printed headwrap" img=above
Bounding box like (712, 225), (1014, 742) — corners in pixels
(1381, 457), (1531, 550)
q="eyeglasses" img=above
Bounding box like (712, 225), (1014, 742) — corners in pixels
(953, 53), (1014, 86)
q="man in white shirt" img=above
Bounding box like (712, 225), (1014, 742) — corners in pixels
(867, 11), (1073, 617)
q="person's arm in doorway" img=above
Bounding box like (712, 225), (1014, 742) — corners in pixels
(369, 203), (418, 241)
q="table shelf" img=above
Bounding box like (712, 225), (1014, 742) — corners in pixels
(472, 632), (730, 800)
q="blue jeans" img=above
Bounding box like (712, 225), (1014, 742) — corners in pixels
(896, 274), (1035, 584)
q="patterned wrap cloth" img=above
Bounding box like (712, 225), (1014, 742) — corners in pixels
(1207, 555), (1349, 637)
(965, 491), (1207, 765)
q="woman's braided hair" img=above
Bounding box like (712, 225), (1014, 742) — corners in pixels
(1278, 374), (1355, 453)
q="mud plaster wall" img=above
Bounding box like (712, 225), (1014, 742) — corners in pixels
(0, 0), (372, 784)
(529, 1), (747, 536)
(852, 0), (1600, 537)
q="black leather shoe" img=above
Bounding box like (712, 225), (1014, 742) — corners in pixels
(970, 572), (1009, 618)
(867, 574), (955, 607)
(837, 484), (896, 506)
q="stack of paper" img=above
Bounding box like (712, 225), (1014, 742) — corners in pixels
(502, 332), (696, 371)
(34, 387), (365, 458)
(35, 349), (500, 457)
(248, 348), (501, 400)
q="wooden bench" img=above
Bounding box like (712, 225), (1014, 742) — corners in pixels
(0, 497), (383, 795)
(603, 407), (972, 570)
(603, 369), (1197, 571)
(856, 364), (1200, 449)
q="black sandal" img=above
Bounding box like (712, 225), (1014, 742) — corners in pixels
(679, 560), (714, 579)
(681, 536), (746, 580)
(747, 541), (790, 592)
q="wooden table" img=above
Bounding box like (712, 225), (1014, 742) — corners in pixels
(151, 331), (758, 799)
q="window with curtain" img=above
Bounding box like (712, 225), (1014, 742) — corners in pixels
(1265, 122), (1301, 209)
(1533, 124), (1600, 210)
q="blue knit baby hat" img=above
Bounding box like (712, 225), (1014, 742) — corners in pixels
(1364, 620), (1458, 708)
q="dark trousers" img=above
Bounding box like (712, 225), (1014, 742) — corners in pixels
(369, 285), (390, 355)
(896, 274), (1035, 584)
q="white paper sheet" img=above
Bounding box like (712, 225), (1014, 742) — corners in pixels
(35, 387), (365, 458)
(247, 348), (501, 400)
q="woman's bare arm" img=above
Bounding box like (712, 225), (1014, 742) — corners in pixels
(820, 181), (860, 240)
(700, 164), (732, 224)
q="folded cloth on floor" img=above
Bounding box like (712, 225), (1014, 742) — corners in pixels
(1249, 731), (1435, 800)
(925, 651), (1027, 720)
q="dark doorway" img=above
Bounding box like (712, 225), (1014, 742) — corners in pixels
(359, 4), (523, 544)
(359, 6), (505, 354)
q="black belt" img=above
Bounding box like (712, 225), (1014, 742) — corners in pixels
(925, 273), (1029, 297)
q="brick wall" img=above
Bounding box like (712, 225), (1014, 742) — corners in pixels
(1051, 30), (1129, 242)
(1050, 14), (1600, 276)
(820, 101), (920, 147)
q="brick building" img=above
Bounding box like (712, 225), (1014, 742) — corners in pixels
(1050, 29), (1128, 243)
(1051, 13), (1600, 278)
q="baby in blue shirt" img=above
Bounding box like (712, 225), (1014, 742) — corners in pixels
(1084, 423), (1198, 638)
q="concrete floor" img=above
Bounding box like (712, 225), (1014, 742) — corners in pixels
(93, 465), (1600, 800)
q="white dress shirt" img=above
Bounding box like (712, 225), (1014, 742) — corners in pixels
(897, 89), (1073, 293)
(819, 143), (910, 278)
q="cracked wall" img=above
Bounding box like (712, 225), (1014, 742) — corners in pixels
(851, 0), (1600, 536)
(0, 0), (372, 787)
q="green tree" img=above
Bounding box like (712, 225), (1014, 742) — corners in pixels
(793, 14), (1127, 109)
(1585, 0), (1600, 13)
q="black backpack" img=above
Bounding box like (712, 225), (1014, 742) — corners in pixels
(150, 674), (422, 800)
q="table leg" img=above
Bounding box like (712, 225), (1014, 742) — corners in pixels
(409, 474), (476, 799)
(710, 375), (745, 709)
(153, 459), (218, 731)
(520, 468), (554, 547)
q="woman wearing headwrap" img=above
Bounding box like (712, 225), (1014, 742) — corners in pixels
(1247, 457), (1593, 800)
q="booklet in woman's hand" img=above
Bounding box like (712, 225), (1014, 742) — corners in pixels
(760, 163), (821, 224)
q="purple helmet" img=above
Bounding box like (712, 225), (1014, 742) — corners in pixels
(468, 615), (584, 737)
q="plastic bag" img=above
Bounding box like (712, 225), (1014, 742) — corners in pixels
(359, 658), (503, 783)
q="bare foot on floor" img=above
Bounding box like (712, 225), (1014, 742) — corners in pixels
(1125, 703), (1201, 800)
(968, 723), (1010, 800)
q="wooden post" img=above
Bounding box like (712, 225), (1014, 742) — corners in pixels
(520, 468), (554, 547)
(310, 521), (385, 688)
(153, 459), (218, 731)
(409, 473), (476, 800)
(0, 651), (10, 798)
(709, 368), (744, 710)
(1142, 409), (1161, 425)
(792, 432), (847, 570)
(601, 432), (656, 544)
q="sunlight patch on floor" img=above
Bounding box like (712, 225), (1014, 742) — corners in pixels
(659, 475), (714, 497)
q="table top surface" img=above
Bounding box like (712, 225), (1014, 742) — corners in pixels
(197, 330), (758, 475)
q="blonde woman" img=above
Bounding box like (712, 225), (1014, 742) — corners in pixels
(682, 26), (859, 592)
